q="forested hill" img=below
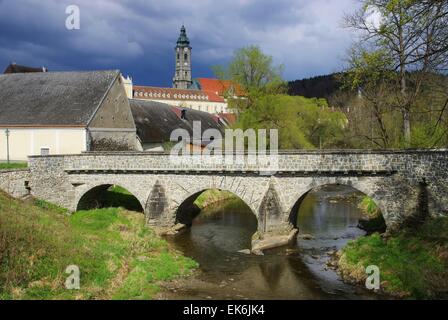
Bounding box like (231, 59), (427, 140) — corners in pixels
(288, 73), (343, 98)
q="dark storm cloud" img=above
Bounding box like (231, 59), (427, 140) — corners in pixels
(0, 0), (358, 86)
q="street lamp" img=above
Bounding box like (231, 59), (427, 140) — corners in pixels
(5, 128), (10, 164)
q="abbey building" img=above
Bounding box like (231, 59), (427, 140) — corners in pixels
(173, 25), (193, 89)
(127, 26), (242, 116)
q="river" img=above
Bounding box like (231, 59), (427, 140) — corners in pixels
(160, 185), (380, 300)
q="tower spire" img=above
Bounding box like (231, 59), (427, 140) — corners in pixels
(173, 25), (192, 89)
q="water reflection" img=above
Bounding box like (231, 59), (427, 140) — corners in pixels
(167, 186), (378, 300)
(295, 185), (368, 295)
(297, 185), (366, 250)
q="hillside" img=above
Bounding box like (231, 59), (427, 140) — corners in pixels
(0, 191), (197, 300)
(288, 73), (343, 99)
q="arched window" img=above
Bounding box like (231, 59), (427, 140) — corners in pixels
(184, 53), (188, 60)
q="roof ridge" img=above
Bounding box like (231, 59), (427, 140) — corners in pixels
(0, 69), (120, 78)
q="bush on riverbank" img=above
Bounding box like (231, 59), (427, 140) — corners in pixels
(358, 196), (387, 233)
(338, 217), (448, 299)
(0, 191), (197, 300)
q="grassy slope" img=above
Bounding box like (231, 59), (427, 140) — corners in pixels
(0, 163), (28, 170)
(338, 217), (448, 299)
(0, 191), (198, 300)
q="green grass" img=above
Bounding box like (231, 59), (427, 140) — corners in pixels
(109, 185), (132, 195)
(0, 191), (198, 300)
(360, 196), (380, 218)
(358, 196), (386, 232)
(0, 163), (28, 170)
(194, 189), (238, 209)
(339, 218), (448, 299)
(78, 185), (143, 212)
(34, 199), (68, 214)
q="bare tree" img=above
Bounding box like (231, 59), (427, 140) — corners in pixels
(345, 0), (448, 146)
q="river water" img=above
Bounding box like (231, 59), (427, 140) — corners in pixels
(162, 185), (379, 300)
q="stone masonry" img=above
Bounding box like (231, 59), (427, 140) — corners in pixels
(1, 150), (447, 236)
(0, 169), (30, 198)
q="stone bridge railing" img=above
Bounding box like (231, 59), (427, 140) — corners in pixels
(29, 149), (448, 179)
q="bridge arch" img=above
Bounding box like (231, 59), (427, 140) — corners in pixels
(174, 188), (259, 230)
(287, 180), (387, 232)
(76, 184), (144, 213)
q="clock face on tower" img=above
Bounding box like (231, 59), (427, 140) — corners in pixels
(184, 47), (188, 52)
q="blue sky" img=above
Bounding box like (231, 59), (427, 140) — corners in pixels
(0, 0), (358, 87)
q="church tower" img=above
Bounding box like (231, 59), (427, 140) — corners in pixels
(173, 25), (192, 89)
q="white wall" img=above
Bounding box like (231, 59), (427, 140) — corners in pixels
(134, 97), (230, 114)
(0, 128), (87, 161)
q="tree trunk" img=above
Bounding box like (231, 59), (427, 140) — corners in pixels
(403, 106), (411, 145)
(398, 15), (411, 146)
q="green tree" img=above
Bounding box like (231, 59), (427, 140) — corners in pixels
(234, 95), (347, 149)
(345, 0), (448, 146)
(213, 46), (286, 110)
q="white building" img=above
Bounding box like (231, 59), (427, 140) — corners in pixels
(0, 70), (139, 161)
(132, 86), (229, 114)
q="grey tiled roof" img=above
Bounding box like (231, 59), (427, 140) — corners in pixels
(130, 99), (225, 144)
(0, 70), (119, 127)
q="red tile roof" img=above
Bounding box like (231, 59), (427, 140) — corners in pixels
(196, 78), (245, 97)
(219, 113), (238, 125)
(133, 86), (225, 103)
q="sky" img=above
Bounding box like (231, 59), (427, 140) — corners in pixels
(0, 0), (359, 87)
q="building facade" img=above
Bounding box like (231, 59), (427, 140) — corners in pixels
(0, 70), (140, 161)
(133, 86), (229, 114)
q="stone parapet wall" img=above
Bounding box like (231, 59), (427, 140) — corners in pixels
(0, 169), (30, 198)
(19, 150), (448, 235)
(28, 150), (448, 177)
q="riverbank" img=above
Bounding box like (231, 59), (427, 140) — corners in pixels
(0, 191), (198, 300)
(161, 188), (380, 300)
(194, 189), (238, 209)
(335, 217), (448, 299)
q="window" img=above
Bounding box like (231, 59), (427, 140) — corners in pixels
(184, 53), (188, 60)
(40, 148), (50, 156)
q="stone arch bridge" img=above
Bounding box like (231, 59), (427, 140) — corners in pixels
(2, 150), (447, 237)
